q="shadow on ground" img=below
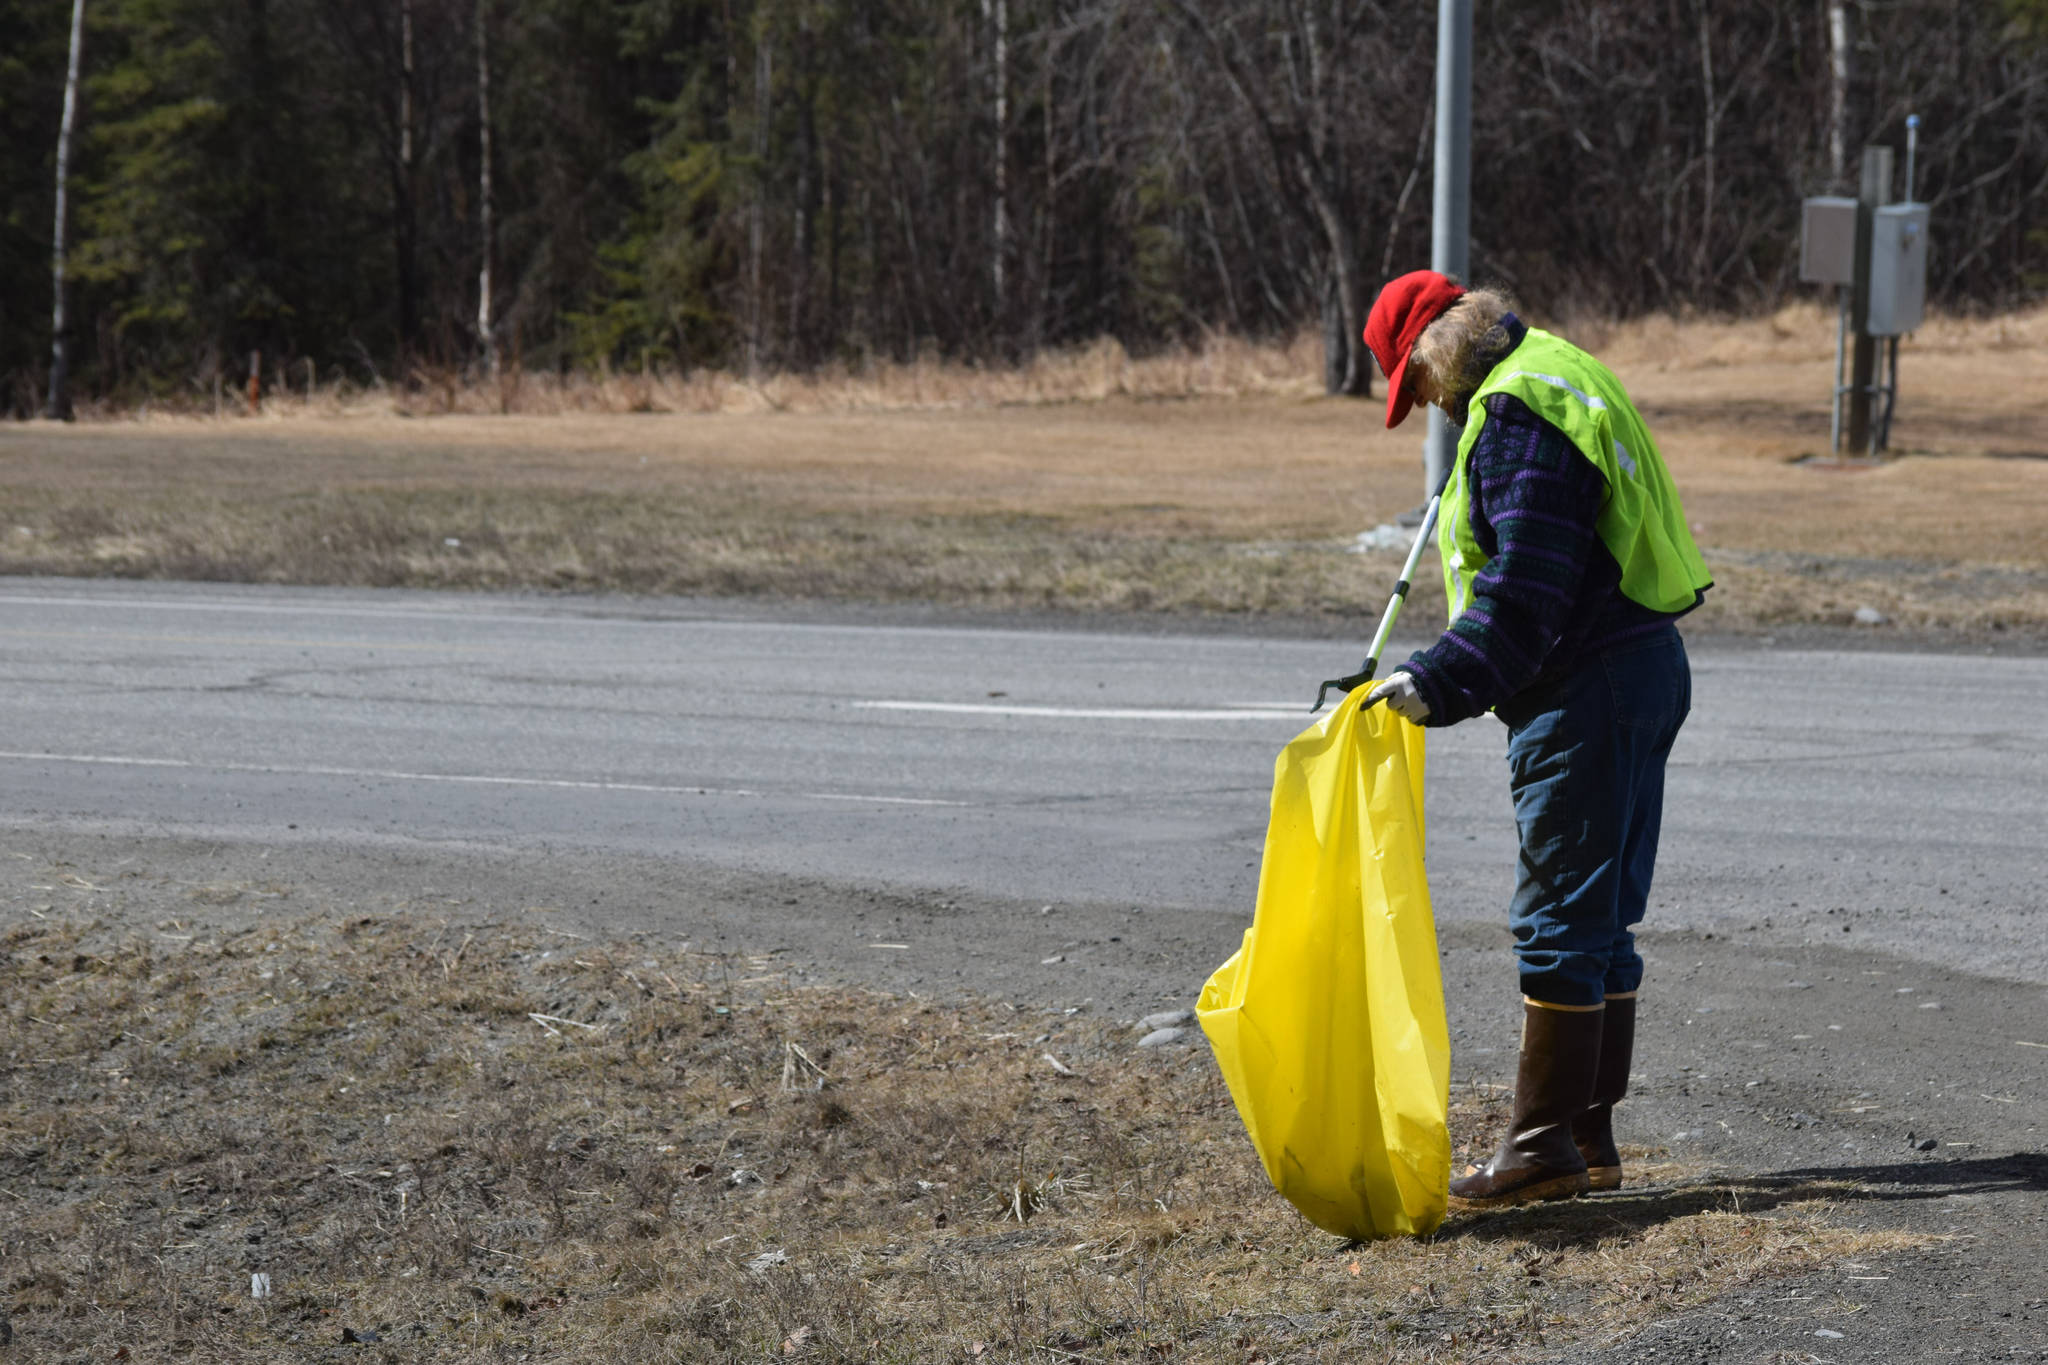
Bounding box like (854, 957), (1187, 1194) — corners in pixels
(1436, 1152), (2048, 1249)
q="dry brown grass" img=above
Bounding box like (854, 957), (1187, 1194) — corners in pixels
(4, 306), (2046, 634)
(63, 332), (1332, 423)
(2, 894), (1943, 1363)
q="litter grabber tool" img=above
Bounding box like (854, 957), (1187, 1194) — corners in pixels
(1311, 488), (1444, 712)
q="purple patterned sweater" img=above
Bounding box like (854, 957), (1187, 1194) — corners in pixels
(1400, 316), (1702, 728)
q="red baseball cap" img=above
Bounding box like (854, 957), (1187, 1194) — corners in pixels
(1363, 270), (1467, 428)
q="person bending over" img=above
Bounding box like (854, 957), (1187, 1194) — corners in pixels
(1360, 270), (1711, 1210)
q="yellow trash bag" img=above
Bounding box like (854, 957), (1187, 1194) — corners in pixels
(1196, 689), (1450, 1240)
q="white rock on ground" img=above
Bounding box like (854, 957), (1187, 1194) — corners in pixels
(1350, 524), (1411, 553)
(1136, 1009), (1194, 1033)
(1137, 1026), (1188, 1048)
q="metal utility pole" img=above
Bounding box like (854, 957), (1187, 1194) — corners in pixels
(1843, 145), (1892, 455)
(45, 0), (86, 421)
(1423, 0), (1472, 499)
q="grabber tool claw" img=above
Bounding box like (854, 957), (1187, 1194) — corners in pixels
(1312, 665), (1378, 715)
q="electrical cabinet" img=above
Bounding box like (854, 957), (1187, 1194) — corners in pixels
(1799, 197), (1858, 285)
(1866, 203), (1930, 336)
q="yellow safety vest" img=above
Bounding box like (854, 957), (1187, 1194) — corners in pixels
(1439, 328), (1712, 619)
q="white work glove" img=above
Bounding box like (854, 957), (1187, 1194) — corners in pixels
(1362, 670), (1431, 724)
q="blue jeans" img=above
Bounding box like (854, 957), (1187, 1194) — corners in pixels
(1494, 627), (1690, 1008)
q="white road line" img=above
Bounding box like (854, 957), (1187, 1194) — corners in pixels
(0, 626), (486, 653)
(0, 589), (1351, 653)
(855, 700), (1310, 722)
(0, 589), (1149, 646)
(0, 750), (964, 808)
(0, 591), (565, 628)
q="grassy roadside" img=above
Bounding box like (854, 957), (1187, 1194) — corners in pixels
(3, 305), (2046, 637)
(2, 894), (1940, 1363)
(0, 483), (1411, 620)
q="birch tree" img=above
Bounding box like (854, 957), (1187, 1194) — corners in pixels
(1826, 0), (1851, 189)
(476, 0), (497, 381)
(400, 0), (419, 364)
(984, 0), (1008, 310)
(6, 0), (2046, 407)
(45, 0), (85, 420)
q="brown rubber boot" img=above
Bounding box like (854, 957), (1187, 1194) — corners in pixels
(1571, 994), (1636, 1191)
(1449, 1000), (1602, 1211)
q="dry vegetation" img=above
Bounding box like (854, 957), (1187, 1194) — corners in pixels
(52, 331), (1334, 422)
(2, 890), (1942, 1363)
(4, 306), (2046, 637)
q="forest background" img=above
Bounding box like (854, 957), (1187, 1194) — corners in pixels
(5, 0), (2048, 419)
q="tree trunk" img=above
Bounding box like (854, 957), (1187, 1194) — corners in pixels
(1695, 0), (1716, 293)
(1379, 106), (1433, 283)
(396, 0), (419, 371)
(46, 0), (86, 421)
(789, 28), (817, 364)
(1321, 276), (1346, 395)
(984, 0), (1009, 313)
(1827, 0), (1851, 190)
(1035, 20), (1055, 348)
(824, 150), (840, 345)
(1320, 250), (1368, 397)
(1306, 180), (1368, 396)
(747, 39), (771, 377)
(475, 0), (498, 385)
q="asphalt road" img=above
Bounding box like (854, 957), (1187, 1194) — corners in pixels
(1, 576), (2044, 987)
(5, 577), (2046, 1358)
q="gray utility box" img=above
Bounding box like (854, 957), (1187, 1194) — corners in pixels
(1800, 196), (1858, 285)
(1867, 202), (1930, 335)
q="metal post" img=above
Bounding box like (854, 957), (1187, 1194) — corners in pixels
(1879, 114), (1920, 452)
(1903, 115), (1920, 200)
(1844, 145), (1892, 456)
(1423, 0), (1472, 498)
(1830, 291), (1848, 452)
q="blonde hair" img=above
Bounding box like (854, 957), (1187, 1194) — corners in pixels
(1409, 287), (1517, 425)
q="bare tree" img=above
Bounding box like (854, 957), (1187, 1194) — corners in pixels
(13, 0), (2045, 403)
(748, 36), (771, 378)
(1827, 0), (1851, 189)
(1163, 0), (1376, 397)
(45, 0), (87, 421)
(398, 0), (421, 367)
(475, 0), (498, 382)
(984, 0), (1010, 309)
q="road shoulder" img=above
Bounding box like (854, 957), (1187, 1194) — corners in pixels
(7, 827), (2044, 1359)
